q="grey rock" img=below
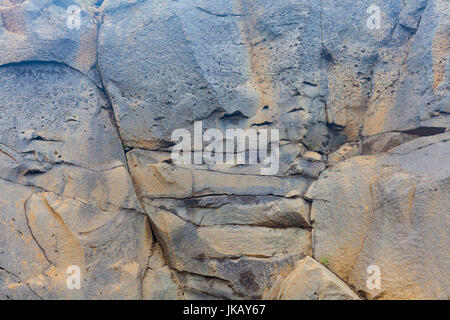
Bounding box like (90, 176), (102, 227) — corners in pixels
(363, 0), (450, 135)
(0, 62), (140, 211)
(0, 62), (152, 299)
(328, 142), (362, 165)
(143, 266), (181, 300)
(127, 149), (313, 199)
(143, 243), (182, 300)
(147, 206), (311, 298)
(150, 207), (312, 264)
(1, 0), (448, 301)
(147, 195), (311, 228)
(0, 0), (99, 77)
(176, 272), (235, 300)
(293, 157), (326, 178)
(98, 0), (340, 152)
(362, 132), (417, 154)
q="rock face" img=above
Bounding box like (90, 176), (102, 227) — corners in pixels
(276, 257), (360, 300)
(1, 0), (449, 300)
(307, 133), (450, 299)
(0, 62), (152, 299)
(0, 0), (100, 79)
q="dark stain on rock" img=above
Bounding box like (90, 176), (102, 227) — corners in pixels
(239, 270), (259, 291)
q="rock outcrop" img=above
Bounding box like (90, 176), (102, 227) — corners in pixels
(0, 62), (152, 299)
(275, 257), (360, 300)
(0, 0), (448, 300)
(307, 133), (449, 299)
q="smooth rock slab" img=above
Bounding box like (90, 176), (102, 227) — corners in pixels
(150, 208), (312, 264)
(24, 192), (152, 299)
(277, 257), (360, 300)
(307, 133), (450, 299)
(147, 195), (311, 228)
(146, 205), (311, 299)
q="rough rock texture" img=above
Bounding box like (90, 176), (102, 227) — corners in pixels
(0, 0), (100, 80)
(1, 0), (449, 300)
(0, 63), (152, 299)
(276, 257), (360, 300)
(307, 133), (450, 299)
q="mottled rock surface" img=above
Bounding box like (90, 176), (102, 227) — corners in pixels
(0, 63), (152, 299)
(1, 0), (448, 300)
(0, 0), (100, 79)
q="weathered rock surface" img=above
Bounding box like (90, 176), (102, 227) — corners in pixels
(328, 142), (362, 165)
(98, 0), (342, 152)
(0, 63), (139, 211)
(362, 0), (449, 136)
(1, 0), (448, 300)
(276, 257), (360, 300)
(127, 149), (313, 199)
(362, 132), (417, 154)
(147, 196), (311, 228)
(0, 62), (153, 299)
(307, 133), (450, 299)
(0, 0), (99, 78)
(126, 146), (313, 298)
(142, 244), (182, 300)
